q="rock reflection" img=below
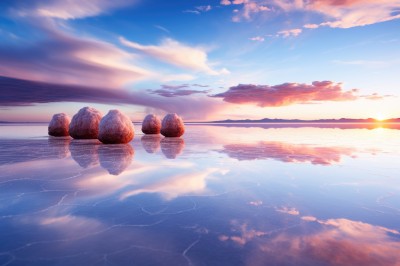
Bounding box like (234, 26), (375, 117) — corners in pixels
(160, 137), (185, 159)
(47, 136), (71, 159)
(141, 135), (161, 153)
(69, 139), (101, 168)
(98, 144), (134, 175)
(221, 141), (355, 165)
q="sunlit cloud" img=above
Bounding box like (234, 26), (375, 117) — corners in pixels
(0, 27), (151, 88)
(120, 37), (228, 75)
(212, 81), (363, 107)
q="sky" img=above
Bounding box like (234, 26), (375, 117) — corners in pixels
(0, 0), (399, 122)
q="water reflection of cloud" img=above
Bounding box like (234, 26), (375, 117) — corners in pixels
(220, 216), (400, 266)
(69, 139), (101, 168)
(121, 168), (218, 200)
(221, 141), (355, 165)
(160, 137), (185, 159)
(98, 144), (134, 175)
(141, 135), (161, 153)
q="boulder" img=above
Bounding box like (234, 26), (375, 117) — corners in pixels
(141, 114), (161, 134)
(69, 107), (102, 139)
(98, 109), (134, 144)
(48, 113), (70, 137)
(160, 113), (185, 137)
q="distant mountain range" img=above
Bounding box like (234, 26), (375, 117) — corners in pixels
(212, 118), (400, 123)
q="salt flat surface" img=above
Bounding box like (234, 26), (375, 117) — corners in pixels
(0, 124), (399, 265)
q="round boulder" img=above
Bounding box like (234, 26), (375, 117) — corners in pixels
(141, 114), (161, 134)
(98, 109), (134, 144)
(48, 113), (70, 137)
(160, 113), (185, 137)
(69, 107), (102, 139)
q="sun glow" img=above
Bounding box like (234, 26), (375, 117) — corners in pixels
(374, 114), (387, 121)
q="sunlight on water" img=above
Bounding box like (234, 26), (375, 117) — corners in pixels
(0, 124), (399, 265)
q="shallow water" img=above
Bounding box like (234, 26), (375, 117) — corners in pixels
(0, 123), (399, 265)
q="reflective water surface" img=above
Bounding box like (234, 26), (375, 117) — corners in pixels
(0, 123), (399, 265)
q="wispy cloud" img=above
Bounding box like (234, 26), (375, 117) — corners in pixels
(277, 28), (302, 38)
(0, 27), (150, 88)
(212, 81), (366, 107)
(249, 36), (265, 42)
(148, 84), (210, 98)
(11, 0), (137, 20)
(120, 37), (229, 75)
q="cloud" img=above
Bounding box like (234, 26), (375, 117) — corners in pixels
(0, 76), (224, 120)
(212, 81), (365, 107)
(232, 1), (271, 21)
(0, 26), (150, 88)
(220, 0), (232, 5)
(120, 37), (228, 75)
(183, 10), (201, 15)
(306, 0), (400, 28)
(220, 141), (355, 165)
(11, 0), (137, 20)
(277, 28), (302, 38)
(249, 36), (265, 42)
(147, 84), (211, 97)
(196, 5), (212, 12)
(223, 0), (400, 28)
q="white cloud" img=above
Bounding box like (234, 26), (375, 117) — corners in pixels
(15, 0), (137, 20)
(120, 37), (228, 75)
(249, 36), (265, 42)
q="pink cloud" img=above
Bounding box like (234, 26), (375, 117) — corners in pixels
(305, 0), (400, 28)
(220, 141), (355, 165)
(0, 26), (150, 88)
(212, 81), (360, 107)
(231, 0), (271, 21)
(277, 28), (302, 37)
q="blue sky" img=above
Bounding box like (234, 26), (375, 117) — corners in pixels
(0, 0), (399, 121)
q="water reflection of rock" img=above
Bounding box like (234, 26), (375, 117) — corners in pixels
(141, 135), (162, 153)
(98, 144), (134, 175)
(221, 141), (355, 165)
(160, 137), (185, 159)
(47, 137), (71, 159)
(69, 139), (101, 168)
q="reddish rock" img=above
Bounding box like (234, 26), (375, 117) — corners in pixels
(48, 113), (70, 137)
(69, 107), (102, 139)
(98, 110), (134, 144)
(160, 113), (185, 137)
(141, 114), (161, 134)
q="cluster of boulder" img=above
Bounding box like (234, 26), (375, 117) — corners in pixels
(48, 106), (185, 144)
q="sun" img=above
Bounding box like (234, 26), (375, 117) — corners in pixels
(374, 114), (387, 121)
